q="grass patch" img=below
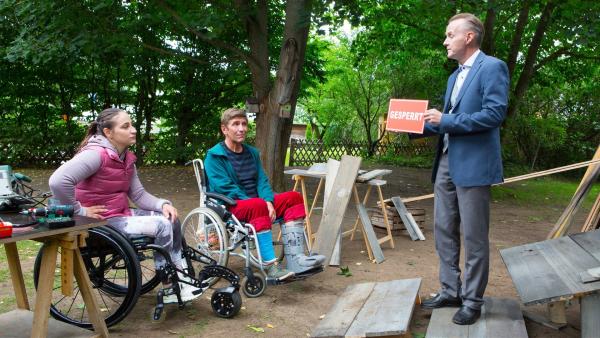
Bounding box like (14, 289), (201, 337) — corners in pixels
(0, 240), (42, 263)
(0, 240), (42, 313)
(367, 153), (434, 168)
(0, 296), (16, 314)
(492, 177), (600, 207)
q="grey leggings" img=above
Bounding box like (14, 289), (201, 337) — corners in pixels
(107, 208), (183, 269)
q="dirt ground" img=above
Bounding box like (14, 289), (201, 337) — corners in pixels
(2, 165), (593, 338)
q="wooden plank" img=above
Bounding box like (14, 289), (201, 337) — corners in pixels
(391, 197), (419, 241)
(345, 278), (421, 337)
(522, 310), (566, 330)
(284, 168), (327, 179)
(406, 213), (425, 240)
(570, 229), (600, 262)
(483, 298), (528, 338)
(548, 163), (600, 239)
(0, 215), (104, 244)
(325, 159), (341, 266)
(582, 193), (600, 232)
(427, 297), (527, 338)
(502, 235), (600, 305)
(311, 282), (376, 338)
(73, 247), (110, 337)
(581, 293), (600, 338)
(500, 243), (572, 305)
(61, 247), (74, 297)
(356, 204), (384, 264)
(426, 307), (469, 338)
(536, 236), (600, 296)
(356, 169), (392, 182)
(32, 240), (59, 338)
(314, 155), (361, 263)
(579, 269), (600, 283)
(4, 242), (29, 310)
(366, 179), (386, 186)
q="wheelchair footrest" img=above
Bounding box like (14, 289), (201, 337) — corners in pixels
(266, 265), (324, 285)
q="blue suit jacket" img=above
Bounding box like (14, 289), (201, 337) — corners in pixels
(424, 51), (509, 187)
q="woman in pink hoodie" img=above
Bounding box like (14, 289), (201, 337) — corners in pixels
(49, 108), (197, 302)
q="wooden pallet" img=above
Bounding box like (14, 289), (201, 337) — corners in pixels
(312, 278), (421, 338)
(426, 297), (528, 338)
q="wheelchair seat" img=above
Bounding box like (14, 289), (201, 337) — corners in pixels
(126, 234), (156, 250)
(205, 192), (237, 207)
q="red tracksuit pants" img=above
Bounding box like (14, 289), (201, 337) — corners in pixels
(228, 191), (305, 232)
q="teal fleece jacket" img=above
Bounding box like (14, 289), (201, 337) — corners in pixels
(204, 142), (274, 202)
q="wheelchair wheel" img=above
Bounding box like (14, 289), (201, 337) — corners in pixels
(211, 290), (242, 318)
(137, 247), (161, 294)
(182, 207), (229, 285)
(33, 226), (142, 329)
(241, 274), (266, 298)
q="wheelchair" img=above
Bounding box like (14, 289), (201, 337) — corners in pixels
(32, 217), (243, 329)
(181, 159), (323, 298)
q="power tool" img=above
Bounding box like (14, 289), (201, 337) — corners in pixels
(21, 205), (76, 229)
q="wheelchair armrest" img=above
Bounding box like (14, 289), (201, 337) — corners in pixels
(205, 192), (237, 207)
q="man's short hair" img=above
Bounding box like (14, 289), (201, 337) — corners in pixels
(449, 13), (484, 47)
(220, 108), (247, 126)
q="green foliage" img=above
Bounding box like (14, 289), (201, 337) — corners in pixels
(368, 153), (434, 169)
(337, 266), (353, 277)
(492, 178), (600, 209)
(0, 0), (598, 171)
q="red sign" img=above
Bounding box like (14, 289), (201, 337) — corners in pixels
(386, 99), (429, 134)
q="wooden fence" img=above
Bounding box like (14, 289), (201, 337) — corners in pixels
(0, 137), (435, 168)
(288, 138), (435, 167)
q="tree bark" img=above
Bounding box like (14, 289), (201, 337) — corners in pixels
(246, 0), (313, 191)
(506, 1), (530, 79)
(481, 0), (496, 55)
(508, 1), (556, 117)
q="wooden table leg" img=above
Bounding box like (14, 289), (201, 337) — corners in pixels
(73, 246), (110, 337)
(377, 185), (394, 249)
(31, 240), (59, 338)
(353, 186), (373, 260)
(350, 185), (372, 240)
(4, 242), (30, 310)
(547, 301), (567, 324)
(581, 293), (600, 338)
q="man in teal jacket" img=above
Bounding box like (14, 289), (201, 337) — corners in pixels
(204, 108), (325, 281)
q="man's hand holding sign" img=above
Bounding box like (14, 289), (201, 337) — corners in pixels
(423, 108), (442, 126)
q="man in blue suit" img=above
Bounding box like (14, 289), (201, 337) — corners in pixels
(419, 13), (509, 325)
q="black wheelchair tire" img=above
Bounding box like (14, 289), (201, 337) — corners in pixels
(33, 226), (142, 329)
(241, 273), (266, 298)
(211, 290), (242, 318)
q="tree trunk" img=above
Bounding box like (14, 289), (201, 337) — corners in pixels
(248, 0), (313, 191)
(481, 0), (496, 55)
(506, 1), (530, 79)
(507, 1), (556, 117)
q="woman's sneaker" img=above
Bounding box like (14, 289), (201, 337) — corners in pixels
(266, 264), (294, 281)
(178, 272), (202, 302)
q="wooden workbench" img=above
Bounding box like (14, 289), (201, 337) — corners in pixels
(500, 229), (600, 338)
(284, 167), (395, 259)
(0, 213), (109, 338)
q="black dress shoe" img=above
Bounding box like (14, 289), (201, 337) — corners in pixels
(421, 293), (462, 309)
(452, 305), (481, 325)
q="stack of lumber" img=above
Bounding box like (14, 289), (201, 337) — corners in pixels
(370, 204), (425, 235)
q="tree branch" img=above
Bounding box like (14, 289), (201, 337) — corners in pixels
(534, 47), (600, 72)
(157, 0), (258, 69)
(141, 42), (209, 65)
